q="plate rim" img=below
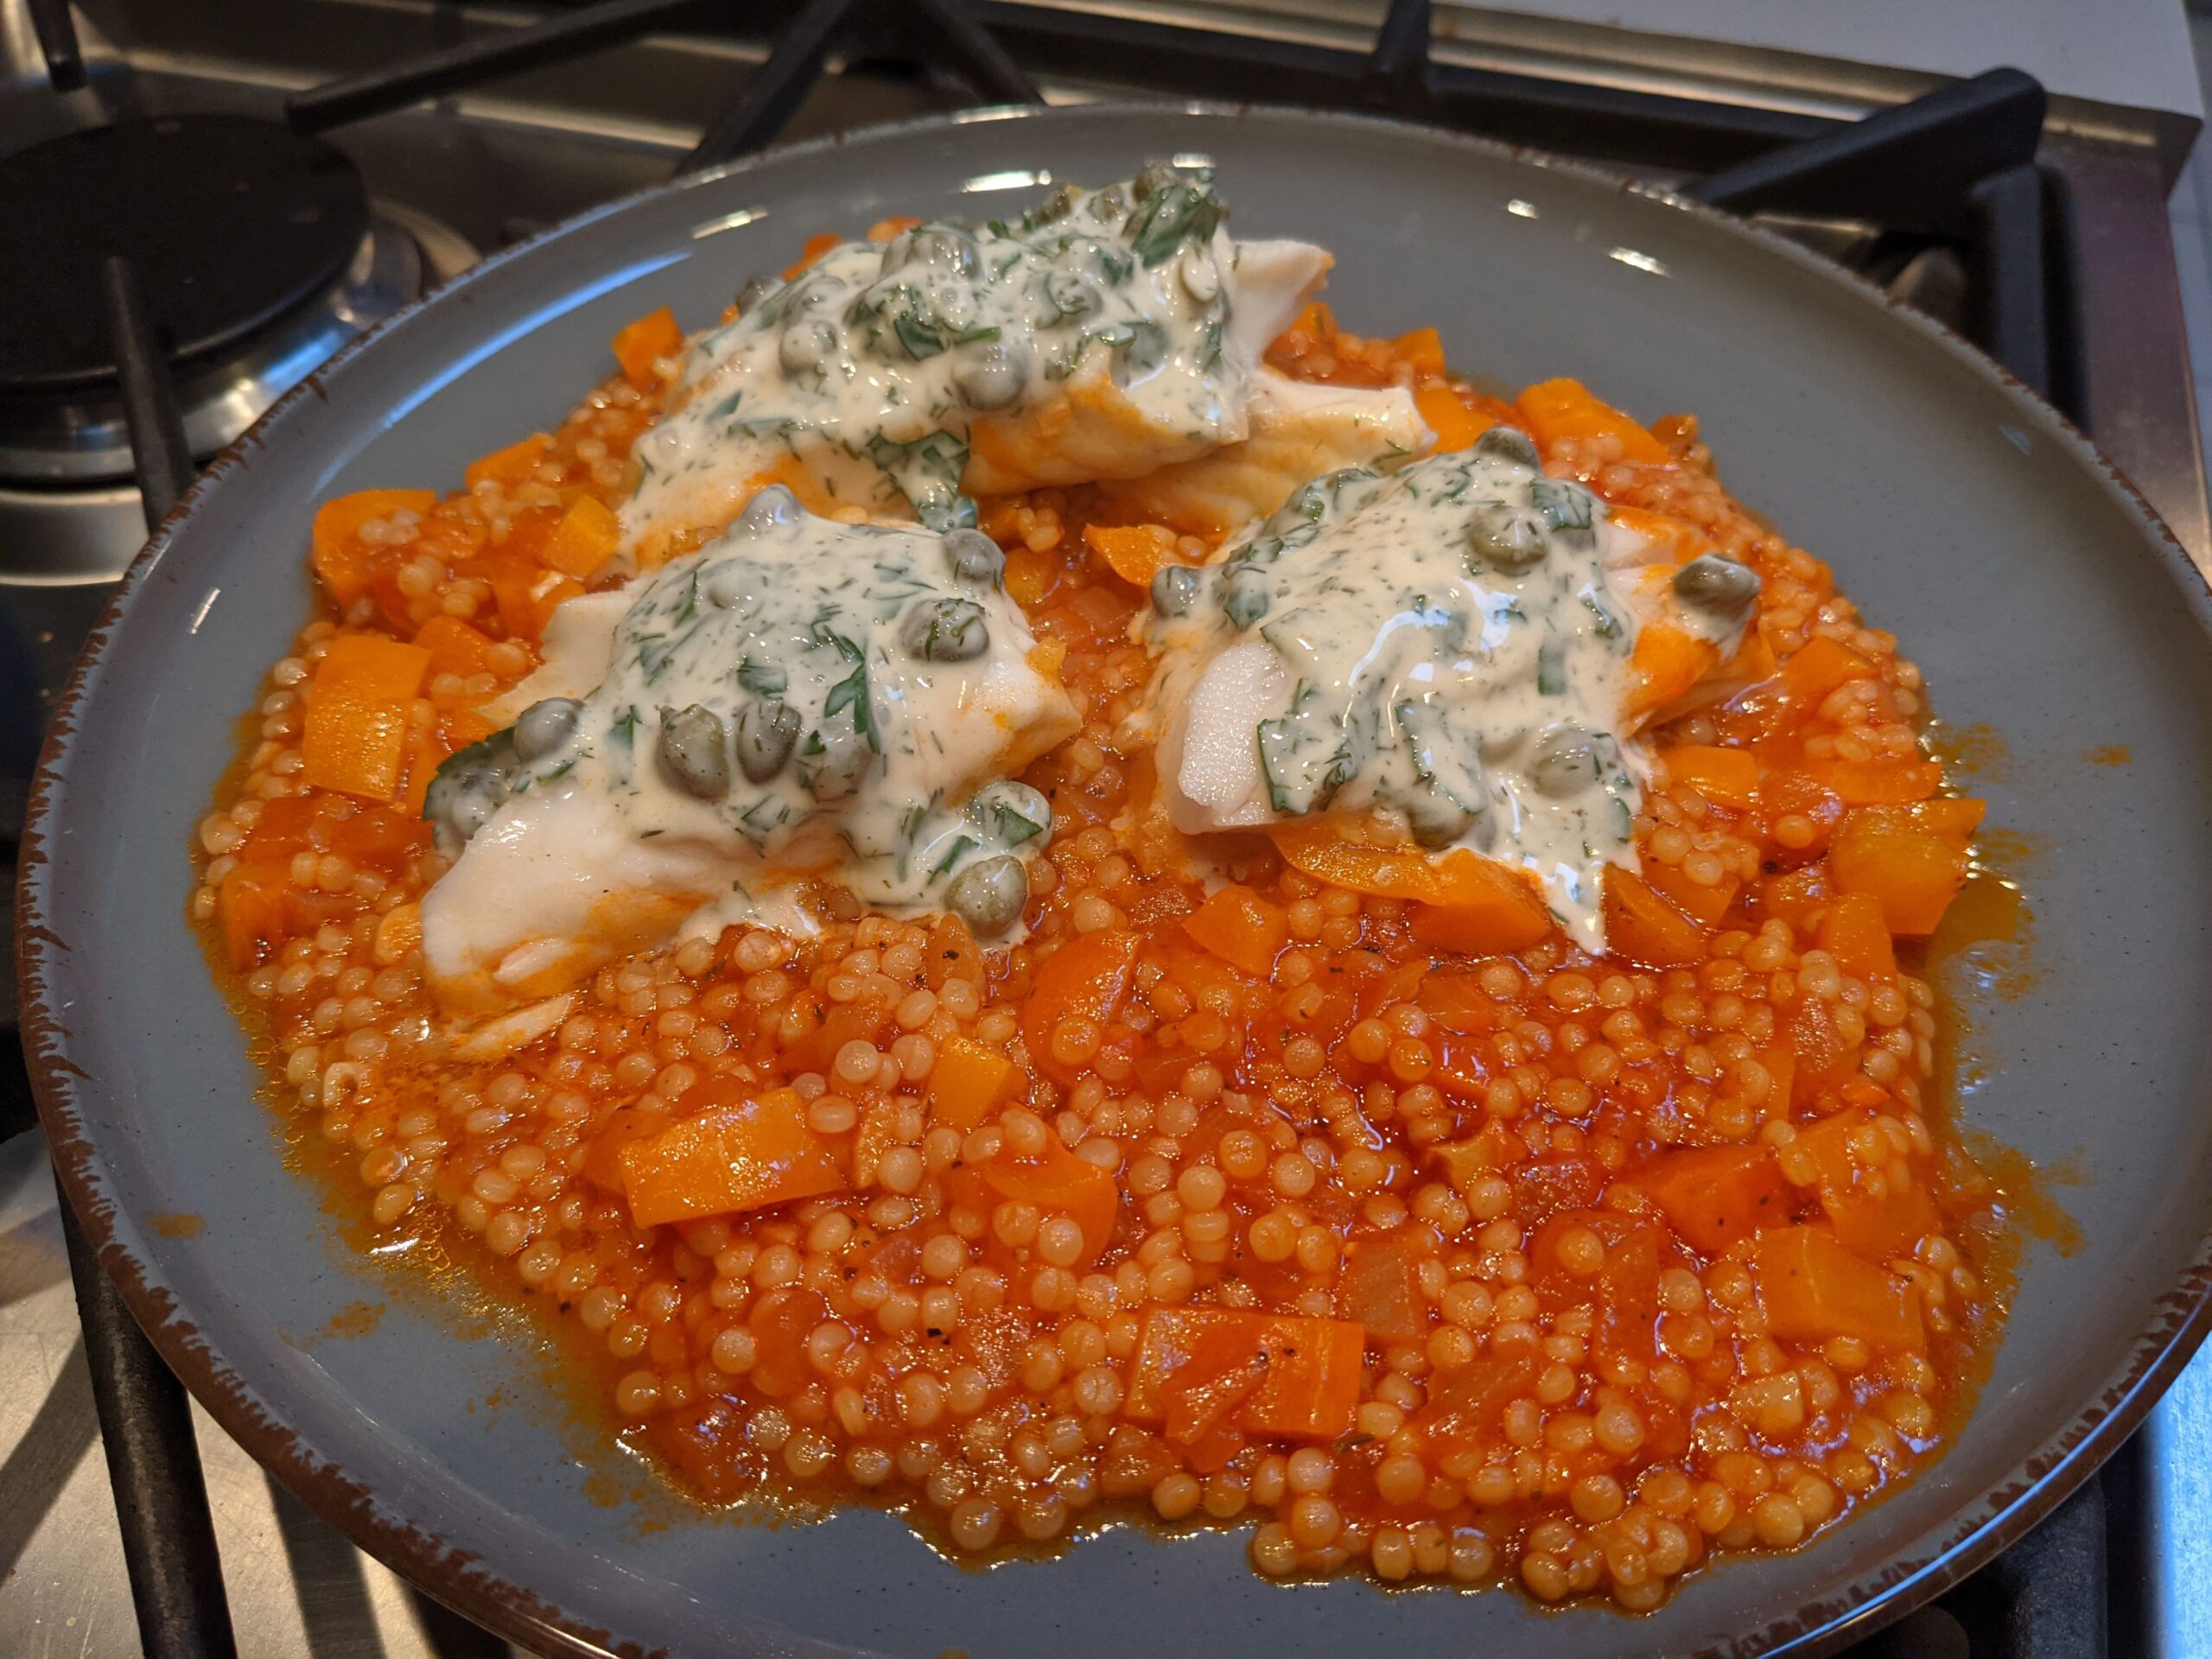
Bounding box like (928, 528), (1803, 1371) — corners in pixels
(19, 97), (2212, 1659)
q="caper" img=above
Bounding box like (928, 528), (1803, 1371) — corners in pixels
(735, 483), (801, 535)
(735, 272), (777, 314)
(944, 854), (1028, 937)
(1178, 245), (1221, 304)
(799, 730), (872, 803)
(1150, 563), (1202, 616)
(1402, 785), (1482, 849)
(882, 226), (979, 278)
(778, 320), (839, 378)
(1672, 555), (1762, 613)
(1472, 424), (1541, 470)
(1222, 566), (1269, 629)
(1043, 270), (1099, 323)
(944, 528), (1006, 586)
(1468, 505), (1550, 571)
(899, 598), (990, 663)
(1529, 723), (1601, 797)
(1033, 184), (1082, 224)
(952, 335), (1032, 410)
(512, 696), (582, 763)
(657, 704), (732, 800)
(1131, 162), (1179, 202)
(734, 698), (800, 783)
(970, 779), (1052, 847)
(1264, 468), (1372, 540)
(424, 766), (508, 858)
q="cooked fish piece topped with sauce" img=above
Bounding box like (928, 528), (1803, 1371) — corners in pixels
(421, 487), (1077, 1011)
(1138, 429), (1760, 949)
(623, 165), (1337, 566)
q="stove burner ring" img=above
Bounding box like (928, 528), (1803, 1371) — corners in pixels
(0, 113), (369, 397)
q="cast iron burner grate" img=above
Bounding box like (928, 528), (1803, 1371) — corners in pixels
(7, 3), (2112, 1655)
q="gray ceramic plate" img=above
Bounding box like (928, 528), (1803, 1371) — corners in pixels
(22, 104), (2212, 1659)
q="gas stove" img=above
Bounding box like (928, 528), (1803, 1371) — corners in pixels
(1, 3), (2206, 1655)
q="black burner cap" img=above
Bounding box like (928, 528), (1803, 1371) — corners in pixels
(0, 114), (369, 397)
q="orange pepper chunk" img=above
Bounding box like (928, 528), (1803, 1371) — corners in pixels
(1627, 1144), (1793, 1255)
(1127, 1306), (1366, 1442)
(1182, 884), (1289, 978)
(619, 1084), (845, 1228)
(465, 434), (551, 493)
(1640, 855), (1739, 928)
(412, 615), (498, 680)
(1020, 929), (1140, 1085)
(301, 632), (432, 802)
(541, 494), (622, 579)
(610, 305), (684, 391)
(1752, 1224), (1924, 1353)
(488, 553), (584, 645)
(982, 1136), (1119, 1262)
(1777, 635), (1878, 709)
(1391, 326), (1446, 378)
(1413, 383), (1494, 452)
(1601, 866), (1707, 966)
(927, 1033), (1014, 1131)
(1082, 523), (1180, 588)
(1273, 819), (1554, 957)
(1801, 756), (1942, 806)
(1337, 1233), (1427, 1341)
(1515, 377), (1672, 466)
(1827, 801), (1985, 935)
(218, 861), (292, 971)
(783, 230), (842, 281)
(311, 489), (436, 606)
(1624, 620), (1722, 724)
(1819, 891), (1897, 981)
(1662, 743), (1760, 810)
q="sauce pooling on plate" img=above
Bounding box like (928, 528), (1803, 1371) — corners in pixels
(624, 166), (1332, 563)
(420, 486), (1075, 1006)
(1146, 429), (1755, 946)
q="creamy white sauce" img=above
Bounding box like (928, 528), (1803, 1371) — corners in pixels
(622, 168), (1331, 563)
(1143, 438), (1754, 948)
(421, 492), (1076, 999)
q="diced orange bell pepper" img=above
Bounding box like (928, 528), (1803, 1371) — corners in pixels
(1515, 377), (1672, 466)
(327, 803), (427, 872)
(1800, 756), (1942, 806)
(1662, 744), (1760, 810)
(610, 305), (684, 391)
(982, 1136), (1119, 1261)
(311, 489), (437, 606)
(1127, 1306), (1366, 1442)
(1183, 884), (1289, 978)
(1391, 326), (1447, 378)
(1789, 1109), (1938, 1259)
(240, 795), (321, 861)
(1759, 861), (1833, 931)
(1338, 1233), (1427, 1341)
(1827, 800), (1985, 935)
(1628, 1144), (1793, 1255)
(1642, 855), (1740, 927)
(1414, 384), (1495, 452)
(1819, 892), (1897, 982)
(1602, 867), (1707, 966)
(540, 495), (622, 579)
(301, 633), (431, 802)
(1752, 1224), (1924, 1352)
(1272, 820), (1553, 951)
(1624, 620), (1723, 724)
(619, 1084), (845, 1227)
(218, 861), (292, 971)
(412, 615), (498, 681)
(783, 231), (843, 281)
(1082, 523), (1180, 588)
(1020, 929), (1140, 1085)
(465, 434), (551, 493)
(488, 553), (584, 644)
(928, 1033), (1014, 1131)
(582, 1104), (665, 1193)
(1778, 636), (1879, 709)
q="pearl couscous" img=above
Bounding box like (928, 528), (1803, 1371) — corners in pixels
(192, 207), (1999, 1611)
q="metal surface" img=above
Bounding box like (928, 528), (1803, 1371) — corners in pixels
(22, 104), (2212, 1659)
